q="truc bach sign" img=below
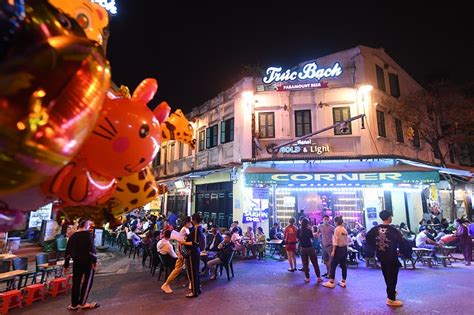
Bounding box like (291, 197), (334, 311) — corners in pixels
(263, 62), (343, 84)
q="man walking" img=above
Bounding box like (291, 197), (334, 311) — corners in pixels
(64, 218), (99, 310)
(366, 210), (407, 307)
(318, 215), (335, 277)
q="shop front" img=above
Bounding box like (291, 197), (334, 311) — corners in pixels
(243, 160), (440, 231)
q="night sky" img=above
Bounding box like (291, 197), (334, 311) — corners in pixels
(106, 2), (473, 113)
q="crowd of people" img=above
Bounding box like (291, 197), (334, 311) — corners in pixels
(99, 208), (473, 306)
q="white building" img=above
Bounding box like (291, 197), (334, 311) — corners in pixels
(154, 45), (473, 232)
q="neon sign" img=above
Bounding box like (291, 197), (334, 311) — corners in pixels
(263, 62), (343, 84)
(91, 0), (117, 15)
(245, 171), (440, 186)
(279, 139), (330, 155)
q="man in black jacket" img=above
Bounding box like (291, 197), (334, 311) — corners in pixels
(207, 232), (234, 280)
(207, 227), (224, 252)
(64, 218), (99, 311)
(367, 210), (407, 308)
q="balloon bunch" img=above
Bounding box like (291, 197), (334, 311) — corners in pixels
(0, 0), (196, 230)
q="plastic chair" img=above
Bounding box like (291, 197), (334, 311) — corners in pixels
(218, 251), (235, 281)
(150, 246), (160, 276)
(128, 240), (140, 259)
(0, 289), (23, 314)
(157, 254), (174, 281)
(23, 283), (45, 305)
(12, 257), (38, 288)
(0, 260), (11, 273)
(55, 236), (67, 260)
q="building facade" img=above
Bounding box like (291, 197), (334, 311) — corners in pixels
(154, 45), (473, 232)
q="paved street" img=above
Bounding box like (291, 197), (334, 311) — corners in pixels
(13, 250), (473, 315)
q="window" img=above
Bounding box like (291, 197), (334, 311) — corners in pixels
(220, 117), (234, 144)
(376, 110), (386, 138)
(258, 112), (275, 138)
(376, 65), (386, 92)
(394, 118), (404, 143)
(198, 130), (205, 151)
(388, 73), (400, 98)
(413, 128), (420, 148)
(206, 124), (218, 148)
(333, 107), (351, 135)
(169, 143), (175, 161)
(295, 110), (312, 137)
(178, 142), (184, 159)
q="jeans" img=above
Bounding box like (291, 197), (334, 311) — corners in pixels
(300, 247), (321, 279)
(329, 246), (347, 280)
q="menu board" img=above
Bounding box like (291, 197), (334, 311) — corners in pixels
(29, 203), (53, 228)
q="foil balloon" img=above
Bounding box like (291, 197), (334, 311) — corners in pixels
(0, 185), (54, 212)
(111, 166), (158, 213)
(0, 0), (111, 196)
(80, 78), (163, 178)
(0, 209), (27, 232)
(160, 109), (196, 149)
(43, 160), (116, 206)
(48, 0), (109, 45)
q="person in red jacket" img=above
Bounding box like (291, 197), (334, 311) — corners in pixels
(284, 217), (298, 271)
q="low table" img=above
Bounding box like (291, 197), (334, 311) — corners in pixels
(0, 254), (17, 260)
(0, 270), (27, 281)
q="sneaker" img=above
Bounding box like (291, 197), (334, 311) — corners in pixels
(288, 268), (295, 272)
(298, 268), (304, 271)
(304, 278), (310, 283)
(321, 273), (328, 277)
(386, 299), (403, 307)
(161, 284), (173, 294)
(338, 280), (346, 288)
(317, 277), (323, 283)
(322, 280), (335, 288)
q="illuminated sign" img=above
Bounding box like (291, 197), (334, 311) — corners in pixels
(91, 0), (117, 15)
(243, 208), (269, 223)
(263, 62), (343, 84)
(276, 81), (328, 92)
(279, 139), (330, 155)
(245, 171), (440, 186)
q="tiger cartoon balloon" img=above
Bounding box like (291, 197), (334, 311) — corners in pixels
(44, 79), (167, 205)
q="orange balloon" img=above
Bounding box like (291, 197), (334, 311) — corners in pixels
(160, 109), (196, 149)
(42, 160), (116, 206)
(79, 79), (163, 178)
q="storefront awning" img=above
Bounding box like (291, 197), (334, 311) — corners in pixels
(244, 161), (440, 186)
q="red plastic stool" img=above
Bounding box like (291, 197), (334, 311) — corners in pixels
(0, 289), (23, 314)
(66, 274), (73, 290)
(24, 283), (45, 305)
(47, 278), (68, 297)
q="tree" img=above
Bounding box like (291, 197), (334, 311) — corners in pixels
(392, 81), (474, 219)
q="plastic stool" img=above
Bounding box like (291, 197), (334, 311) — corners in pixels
(0, 290), (23, 314)
(24, 283), (45, 305)
(47, 278), (68, 297)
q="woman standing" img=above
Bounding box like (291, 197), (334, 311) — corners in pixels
(455, 219), (472, 266)
(323, 216), (349, 289)
(180, 213), (205, 298)
(284, 218), (298, 271)
(298, 218), (323, 283)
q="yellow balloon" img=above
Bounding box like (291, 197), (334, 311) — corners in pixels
(112, 166), (158, 213)
(160, 109), (196, 149)
(49, 0), (109, 45)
